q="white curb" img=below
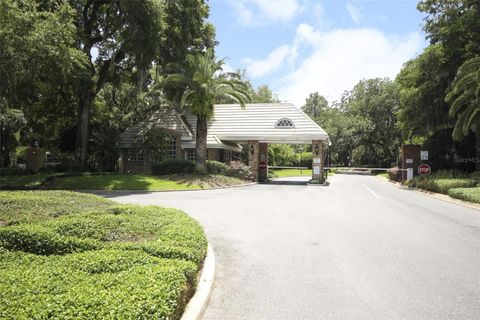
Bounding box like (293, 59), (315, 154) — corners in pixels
(181, 244), (216, 320)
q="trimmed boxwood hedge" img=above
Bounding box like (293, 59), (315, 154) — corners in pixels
(448, 187), (480, 204)
(0, 191), (207, 319)
(152, 159), (195, 175)
(408, 178), (477, 194)
(0, 249), (197, 319)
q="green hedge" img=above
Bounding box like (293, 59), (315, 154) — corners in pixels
(448, 187), (480, 204)
(0, 191), (113, 225)
(0, 191), (207, 319)
(408, 178), (477, 194)
(152, 159), (195, 175)
(0, 249), (196, 319)
(206, 160), (229, 175)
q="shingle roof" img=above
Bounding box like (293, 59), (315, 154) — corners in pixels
(118, 108), (191, 148)
(207, 103), (329, 144)
(118, 103), (329, 150)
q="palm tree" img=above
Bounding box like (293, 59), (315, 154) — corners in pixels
(169, 50), (250, 172)
(446, 56), (480, 168)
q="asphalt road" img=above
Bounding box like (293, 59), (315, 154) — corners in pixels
(104, 174), (480, 320)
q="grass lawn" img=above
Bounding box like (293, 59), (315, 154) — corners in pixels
(375, 172), (389, 179)
(0, 191), (207, 319)
(52, 174), (246, 190)
(0, 174), (49, 188)
(270, 168), (312, 177)
(52, 174), (204, 191)
(0, 173), (247, 191)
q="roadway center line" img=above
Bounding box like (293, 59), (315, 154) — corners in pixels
(362, 184), (381, 199)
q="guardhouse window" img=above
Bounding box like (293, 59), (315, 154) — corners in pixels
(275, 118), (295, 128)
(168, 135), (177, 159)
(185, 148), (196, 161)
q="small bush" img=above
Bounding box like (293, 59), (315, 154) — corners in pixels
(0, 168), (35, 176)
(152, 159), (195, 175)
(448, 187), (480, 204)
(206, 160), (229, 175)
(227, 161), (253, 180)
(387, 167), (402, 181)
(409, 177), (476, 194)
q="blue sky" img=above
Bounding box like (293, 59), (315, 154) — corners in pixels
(209, 0), (428, 106)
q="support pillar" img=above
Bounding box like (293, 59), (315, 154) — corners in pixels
(248, 140), (259, 181)
(311, 140), (325, 183)
(258, 143), (268, 182)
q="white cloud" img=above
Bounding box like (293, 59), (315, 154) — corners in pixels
(346, 3), (362, 24)
(221, 63), (235, 73)
(269, 24), (424, 106)
(242, 45), (294, 78)
(231, 0), (301, 26)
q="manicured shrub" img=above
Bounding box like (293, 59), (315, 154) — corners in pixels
(206, 160), (229, 175)
(0, 190), (114, 225)
(448, 187), (480, 204)
(0, 249), (197, 319)
(152, 159), (195, 175)
(227, 161), (253, 180)
(409, 177), (476, 194)
(0, 191), (208, 319)
(0, 224), (101, 255)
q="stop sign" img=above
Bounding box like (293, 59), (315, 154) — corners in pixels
(418, 164), (431, 175)
(258, 161), (267, 171)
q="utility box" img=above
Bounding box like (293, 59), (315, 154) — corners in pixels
(25, 147), (46, 172)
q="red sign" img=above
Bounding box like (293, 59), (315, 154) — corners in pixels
(258, 161), (267, 171)
(418, 164), (431, 175)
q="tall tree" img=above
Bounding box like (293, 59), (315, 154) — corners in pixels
(302, 93), (329, 122)
(69, 0), (163, 169)
(396, 44), (451, 140)
(159, 0), (216, 107)
(170, 50), (250, 172)
(0, 0), (86, 167)
(446, 57), (480, 167)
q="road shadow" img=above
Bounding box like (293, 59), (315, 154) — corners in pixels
(266, 180), (309, 186)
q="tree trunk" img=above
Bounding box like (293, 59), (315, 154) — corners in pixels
(195, 117), (208, 173)
(78, 83), (95, 171)
(476, 129), (480, 171)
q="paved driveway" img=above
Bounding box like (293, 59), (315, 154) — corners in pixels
(103, 174), (480, 320)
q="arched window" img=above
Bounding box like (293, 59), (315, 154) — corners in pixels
(275, 118), (295, 128)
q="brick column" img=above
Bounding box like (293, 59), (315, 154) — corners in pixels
(207, 149), (217, 161)
(248, 140), (259, 181)
(258, 143), (268, 182)
(311, 140), (325, 182)
(401, 144), (421, 181)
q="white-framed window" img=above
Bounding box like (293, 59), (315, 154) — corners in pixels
(168, 135), (177, 159)
(275, 118), (295, 128)
(127, 149), (143, 161)
(185, 148), (196, 161)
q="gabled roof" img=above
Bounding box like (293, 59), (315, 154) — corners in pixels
(118, 108), (192, 148)
(207, 103), (329, 144)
